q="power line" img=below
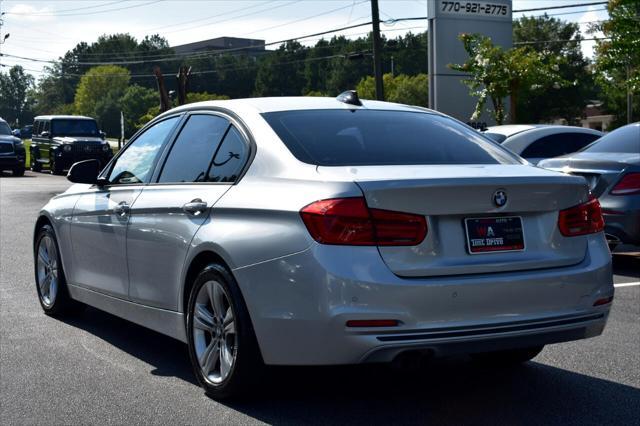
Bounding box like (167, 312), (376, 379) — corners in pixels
(4, 0), (164, 17)
(242, 1), (368, 36)
(4, 0), (127, 16)
(517, 6), (609, 18)
(514, 36), (612, 45)
(0, 17), (400, 66)
(513, 1), (608, 13)
(153, 0), (302, 36)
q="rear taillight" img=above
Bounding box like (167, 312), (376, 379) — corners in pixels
(611, 173), (640, 195)
(300, 197), (427, 246)
(558, 197), (605, 237)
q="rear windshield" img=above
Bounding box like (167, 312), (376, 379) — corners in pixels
(0, 122), (11, 135)
(582, 124), (640, 153)
(262, 110), (519, 166)
(51, 119), (99, 137)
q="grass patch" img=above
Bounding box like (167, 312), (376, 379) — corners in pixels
(24, 139), (31, 166)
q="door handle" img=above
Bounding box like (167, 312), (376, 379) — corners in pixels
(182, 198), (208, 216)
(114, 201), (130, 217)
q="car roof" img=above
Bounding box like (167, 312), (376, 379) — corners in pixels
(162, 96), (441, 117)
(34, 115), (95, 121)
(484, 124), (540, 137)
(486, 124), (602, 142)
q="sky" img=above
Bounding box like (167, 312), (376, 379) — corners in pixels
(0, 0), (610, 80)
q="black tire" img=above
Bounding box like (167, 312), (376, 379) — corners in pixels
(34, 224), (83, 316)
(50, 153), (64, 175)
(186, 263), (263, 399)
(12, 166), (25, 177)
(471, 345), (544, 366)
(31, 154), (42, 172)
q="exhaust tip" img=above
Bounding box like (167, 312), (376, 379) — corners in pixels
(391, 349), (434, 370)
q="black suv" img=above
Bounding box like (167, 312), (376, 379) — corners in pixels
(30, 115), (113, 175)
(0, 118), (26, 176)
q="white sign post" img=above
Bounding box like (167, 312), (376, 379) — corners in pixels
(427, 0), (512, 127)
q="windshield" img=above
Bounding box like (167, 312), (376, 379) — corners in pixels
(582, 124), (640, 154)
(262, 109), (520, 166)
(51, 119), (99, 137)
(0, 122), (11, 136)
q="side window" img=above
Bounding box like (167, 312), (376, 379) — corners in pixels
(43, 121), (50, 134)
(208, 126), (249, 183)
(158, 115), (229, 183)
(34, 121), (42, 136)
(521, 133), (600, 159)
(107, 116), (179, 184)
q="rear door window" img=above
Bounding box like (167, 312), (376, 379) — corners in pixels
(207, 126), (249, 183)
(521, 133), (601, 159)
(262, 109), (519, 166)
(158, 114), (230, 183)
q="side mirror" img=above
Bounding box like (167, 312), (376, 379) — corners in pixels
(67, 159), (101, 185)
(41, 131), (50, 138)
(99, 131), (106, 139)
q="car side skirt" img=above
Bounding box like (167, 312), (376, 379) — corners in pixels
(67, 284), (187, 343)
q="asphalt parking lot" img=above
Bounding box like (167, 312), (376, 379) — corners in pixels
(1, 171), (638, 425)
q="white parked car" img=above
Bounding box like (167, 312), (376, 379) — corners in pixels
(483, 125), (603, 165)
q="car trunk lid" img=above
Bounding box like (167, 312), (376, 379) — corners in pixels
(539, 152), (639, 197)
(317, 164), (590, 277)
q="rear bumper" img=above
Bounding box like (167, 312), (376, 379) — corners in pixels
(361, 312), (607, 362)
(602, 210), (640, 246)
(233, 234), (613, 366)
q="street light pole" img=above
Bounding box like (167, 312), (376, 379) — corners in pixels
(370, 0), (384, 101)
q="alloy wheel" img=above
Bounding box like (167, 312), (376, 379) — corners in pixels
(192, 280), (236, 384)
(36, 235), (59, 307)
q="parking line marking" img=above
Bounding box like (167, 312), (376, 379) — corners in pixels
(614, 282), (640, 288)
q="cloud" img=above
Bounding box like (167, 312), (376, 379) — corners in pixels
(577, 5), (606, 58)
(7, 4), (55, 22)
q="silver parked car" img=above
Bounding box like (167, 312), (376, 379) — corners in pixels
(34, 94), (614, 399)
(483, 125), (603, 165)
(539, 122), (640, 250)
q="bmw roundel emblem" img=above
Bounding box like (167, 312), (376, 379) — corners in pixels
(493, 190), (507, 207)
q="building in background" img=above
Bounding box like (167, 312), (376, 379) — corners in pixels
(552, 101), (614, 132)
(172, 37), (266, 58)
(580, 101), (614, 132)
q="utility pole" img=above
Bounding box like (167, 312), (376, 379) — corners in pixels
(370, 0), (384, 100)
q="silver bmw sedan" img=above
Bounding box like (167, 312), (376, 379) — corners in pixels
(33, 93), (613, 399)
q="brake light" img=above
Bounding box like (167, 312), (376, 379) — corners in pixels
(611, 173), (640, 195)
(558, 197), (605, 237)
(300, 197), (427, 246)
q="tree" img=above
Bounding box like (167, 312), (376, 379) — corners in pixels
(449, 34), (564, 124)
(254, 41), (308, 96)
(74, 65), (130, 136)
(120, 85), (157, 137)
(185, 92), (230, 103)
(358, 73), (428, 107)
(591, 0), (640, 126)
(514, 14), (595, 124)
(0, 66), (36, 126)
